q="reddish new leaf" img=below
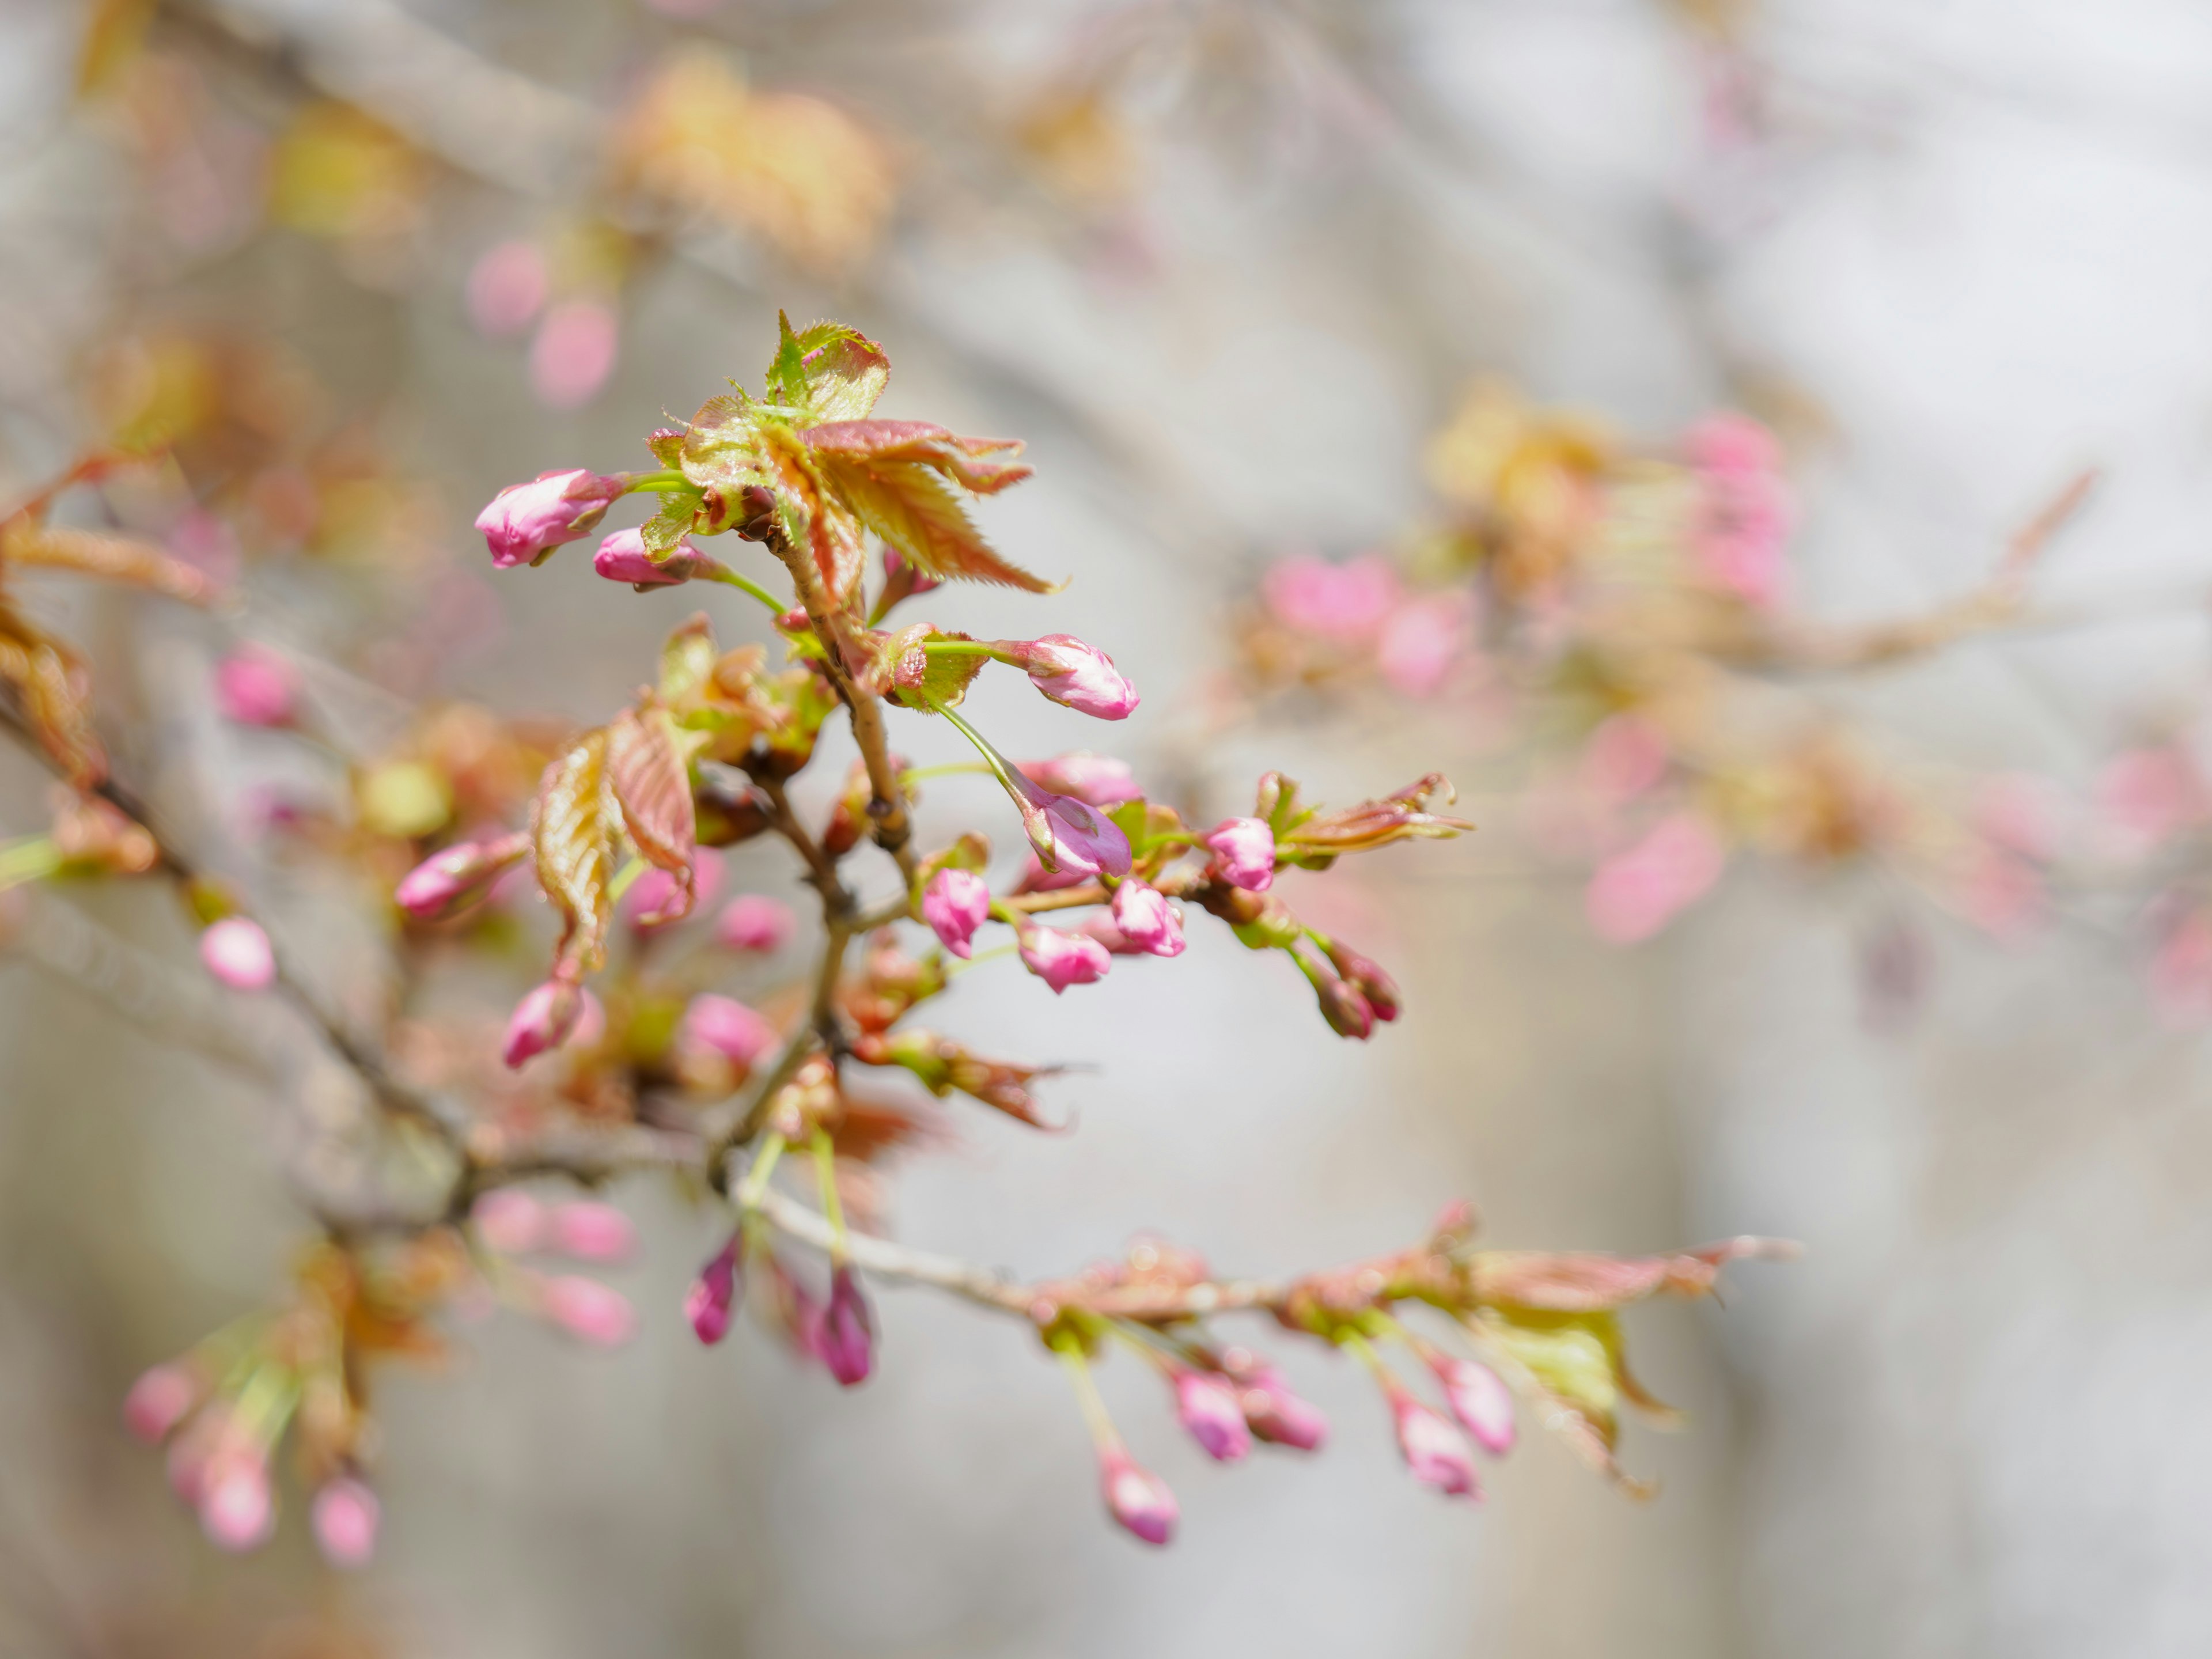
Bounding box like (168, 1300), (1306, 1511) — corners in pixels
(531, 729), (615, 973)
(2, 521), (217, 606)
(802, 421), (1032, 495)
(607, 705), (697, 925)
(786, 320), (889, 422)
(815, 454), (1055, 593)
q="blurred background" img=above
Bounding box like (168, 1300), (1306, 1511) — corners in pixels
(3, 0), (2211, 1655)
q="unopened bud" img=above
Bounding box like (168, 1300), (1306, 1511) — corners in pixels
(1431, 1354), (1516, 1456)
(685, 1233), (745, 1346)
(472, 1188), (547, 1255)
(541, 1275), (637, 1348)
(1109, 878), (1185, 957)
(198, 1449), (275, 1552)
(921, 867), (991, 959)
(996, 634), (1140, 721)
(1203, 817), (1277, 892)
(1173, 1372), (1251, 1463)
(592, 527), (728, 588)
(1238, 1368), (1329, 1452)
(1315, 971), (1376, 1040)
(395, 832), (530, 921)
(1391, 1393), (1480, 1499)
(716, 894), (794, 952)
(310, 1478), (380, 1569)
(1324, 940), (1402, 1022)
(123, 1362), (199, 1444)
(679, 993), (779, 1069)
(199, 917), (275, 991)
(502, 977), (585, 1069)
(213, 647), (299, 728)
(548, 1200), (638, 1264)
(475, 469), (626, 569)
(1017, 925), (1112, 994)
(819, 1264), (874, 1387)
(1099, 1447), (1178, 1546)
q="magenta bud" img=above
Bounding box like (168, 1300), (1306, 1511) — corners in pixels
(1017, 752), (1143, 808)
(1099, 1447), (1178, 1546)
(1239, 1368), (1329, 1452)
(1325, 943), (1401, 1022)
(1017, 925), (1112, 994)
(921, 867), (991, 959)
(998, 633), (1139, 721)
(548, 1200), (638, 1264)
(395, 832), (531, 921)
(1391, 1394), (1481, 1499)
(475, 468), (626, 569)
(819, 1265), (874, 1387)
(123, 1362), (199, 1444)
(1173, 1372), (1252, 1463)
(310, 1478), (380, 1569)
(1315, 974), (1376, 1040)
(679, 993), (779, 1069)
(685, 1233), (744, 1346)
(502, 977), (585, 1069)
(592, 526), (726, 588)
(199, 918), (275, 991)
(1109, 878), (1185, 957)
(198, 1449), (275, 1552)
(213, 647), (299, 728)
(715, 893), (794, 952)
(1433, 1355), (1516, 1456)
(541, 1275), (637, 1348)
(622, 849), (723, 933)
(1204, 817), (1277, 892)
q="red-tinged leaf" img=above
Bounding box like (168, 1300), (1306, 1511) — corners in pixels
(815, 454), (1056, 593)
(756, 424), (865, 605)
(786, 319), (889, 422)
(607, 706), (697, 925)
(1472, 1308), (1657, 1498)
(0, 607), (104, 786)
(1469, 1237), (1789, 1312)
(2, 521), (217, 605)
(801, 421), (1032, 495)
(531, 729), (615, 973)
(679, 395), (771, 495)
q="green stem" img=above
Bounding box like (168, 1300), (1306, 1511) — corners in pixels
(1051, 1335), (1122, 1450)
(621, 470), (694, 494)
(811, 1126), (849, 1260)
(918, 640), (999, 658)
(703, 565), (790, 616)
(898, 762), (993, 786)
(0, 835), (61, 891)
(607, 855), (647, 906)
(736, 1133), (787, 1209)
(928, 699), (1027, 800)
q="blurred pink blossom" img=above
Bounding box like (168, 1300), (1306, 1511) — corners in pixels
(1578, 714), (1671, 804)
(468, 240), (548, 337)
(1685, 412), (1791, 609)
(623, 848), (724, 932)
(199, 918), (275, 990)
(123, 1363), (198, 1444)
(716, 893), (796, 952)
(2152, 902), (2212, 1028)
(213, 647), (298, 728)
(549, 1200), (638, 1264)
(1585, 813), (1726, 943)
(1956, 849), (2046, 944)
(472, 1189), (547, 1255)
(680, 993), (779, 1068)
(1263, 554), (1400, 641)
(310, 1479), (380, 1569)
(541, 1276), (636, 1347)
(530, 300), (620, 410)
(2096, 748), (2205, 859)
(1376, 593), (1472, 696)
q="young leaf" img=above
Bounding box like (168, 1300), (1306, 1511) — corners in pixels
(767, 310), (812, 410)
(2, 522), (218, 605)
(787, 319), (889, 421)
(680, 394), (769, 494)
(815, 455), (1055, 592)
(757, 425), (865, 605)
(531, 728), (615, 974)
(639, 491), (701, 557)
(0, 607), (104, 786)
(659, 614), (718, 703)
(801, 421), (1032, 495)
(607, 706), (698, 924)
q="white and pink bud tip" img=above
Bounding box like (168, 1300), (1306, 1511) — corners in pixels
(1238, 1368), (1328, 1451)
(501, 977), (588, 1069)
(471, 1188), (547, 1255)
(1203, 817), (1276, 892)
(548, 1200), (638, 1264)
(920, 867), (991, 959)
(395, 832), (531, 921)
(212, 647), (299, 728)
(1431, 1354), (1516, 1456)
(199, 918), (275, 991)
(541, 1275), (637, 1348)
(592, 527), (725, 589)
(819, 1265), (874, 1387)
(1018, 925), (1112, 994)
(123, 1362), (200, 1444)
(1099, 1446), (1178, 1546)
(1109, 879), (1185, 957)
(1017, 753), (1142, 808)
(1173, 1372), (1252, 1463)
(310, 1477), (381, 1570)
(997, 634), (1140, 721)
(475, 468), (626, 569)
(198, 1448), (276, 1552)
(715, 894), (794, 952)
(685, 1233), (744, 1346)
(623, 849), (723, 933)
(679, 993), (779, 1069)
(1391, 1393), (1481, 1499)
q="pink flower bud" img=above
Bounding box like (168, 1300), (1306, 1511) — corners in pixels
(1037, 793), (1133, 879)
(592, 526), (726, 588)
(199, 918), (275, 991)
(1018, 925), (1112, 994)
(1377, 593), (1473, 698)
(467, 240), (547, 337)
(1109, 879), (1185, 957)
(548, 1200), (638, 1264)
(395, 832), (531, 921)
(819, 1265), (873, 1387)
(1238, 1368), (1328, 1451)
(123, 1362), (199, 1444)
(715, 894), (795, 952)
(1263, 554), (1400, 641)
(679, 993), (779, 1069)
(542, 1275), (636, 1347)
(1099, 1447), (1178, 1546)
(1204, 817), (1276, 892)
(1585, 812), (1726, 944)
(1017, 753), (1143, 808)
(880, 548), (941, 598)
(1173, 1372), (1251, 1463)
(998, 634), (1140, 721)
(529, 300), (620, 410)
(1314, 973), (1375, 1040)
(198, 1449), (275, 1551)
(502, 977), (585, 1069)
(921, 868), (992, 959)
(471, 1189), (547, 1255)
(475, 469), (626, 569)
(685, 1234), (744, 1346)
(622, 848), (723, 933)
(1323, 941), (1399, 1021)
(310, 1478), (380, 1569)
(1432, 1355), (1516, 1456)
(1391, 1394), (1480, 1498)
(212, 647), (298, 728)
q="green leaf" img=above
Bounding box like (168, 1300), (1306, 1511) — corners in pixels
(767, 310), (811, 408)
(531, 729), (615, 974)
(679, 393), (768, 494)
(639, 492), (699, 556)
(786, 319), (889, 421)
(658, 615), (718, 703)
